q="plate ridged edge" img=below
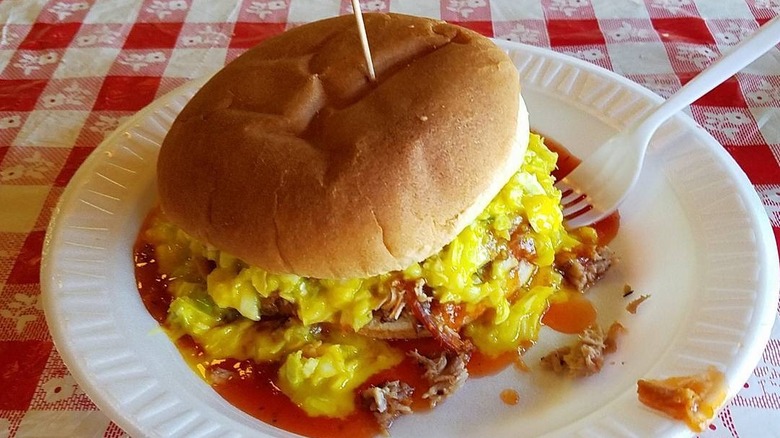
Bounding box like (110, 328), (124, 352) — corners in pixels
(40, 40), (780, 438)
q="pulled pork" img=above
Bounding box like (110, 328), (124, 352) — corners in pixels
(555, 245), (615, 291)
(358, 311), (430, 340)
(626, 294), (650, 314)
(362, 381), (414, 429)
(540, 322), (625, 377)
(406, 280), (473, 353)
(408, 350), (470, 407)
(259, 295), (296, 317)
(376, 279), (408, 322)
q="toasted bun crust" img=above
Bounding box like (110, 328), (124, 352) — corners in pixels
(157, 13), (527, 279)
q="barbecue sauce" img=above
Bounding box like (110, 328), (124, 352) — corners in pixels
(134, 242), (171, 323)
(211, 359), (382, 438)
(542, 291), (597, 334)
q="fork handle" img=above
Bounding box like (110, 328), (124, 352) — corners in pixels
(637, 15), (780, 141)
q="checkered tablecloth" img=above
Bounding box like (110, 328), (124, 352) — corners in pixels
(1, 0), (779, 436)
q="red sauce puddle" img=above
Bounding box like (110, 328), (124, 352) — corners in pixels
(213, 359), (382, 438)
(134, 241), (171, 324)
(134, 135), (620, 438)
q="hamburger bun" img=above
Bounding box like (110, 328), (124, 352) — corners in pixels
(157, 13), (529, 279)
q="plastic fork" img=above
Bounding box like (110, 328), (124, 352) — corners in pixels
(557, 16), (780, 229)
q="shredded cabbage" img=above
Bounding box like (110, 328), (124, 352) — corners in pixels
(278, 333), (402, 417)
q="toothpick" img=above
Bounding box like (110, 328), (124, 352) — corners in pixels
(351, 0), (376, 82)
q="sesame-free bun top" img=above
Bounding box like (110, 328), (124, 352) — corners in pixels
(157, 13), (528, 279)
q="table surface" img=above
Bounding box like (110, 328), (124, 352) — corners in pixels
(1, 0), (779, 437)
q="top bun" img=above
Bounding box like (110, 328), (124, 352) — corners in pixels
(157, 13), (528, 279)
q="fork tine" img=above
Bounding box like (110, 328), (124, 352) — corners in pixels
(562, 193), (588, 209)
(563, 203), (593, 220)
(561, 199), (591, 218)
(559, 187), (575, 198)
(556, 181), (584, 205)
(558, 184), (581, 203)
(555, 180), (598, 228)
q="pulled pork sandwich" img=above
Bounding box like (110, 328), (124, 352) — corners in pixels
(137, 12), (613, 436)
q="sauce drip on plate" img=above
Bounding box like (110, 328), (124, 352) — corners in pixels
(500, 389), (520, 405)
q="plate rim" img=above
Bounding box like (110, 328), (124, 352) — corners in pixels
(40, 40), (780, 438)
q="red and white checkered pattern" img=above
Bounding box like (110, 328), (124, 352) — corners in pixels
(0, 0), (778, 436)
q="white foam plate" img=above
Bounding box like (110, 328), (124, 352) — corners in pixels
(41, 41), (779, 438)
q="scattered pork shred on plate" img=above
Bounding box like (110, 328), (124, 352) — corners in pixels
(540, 322), (625, 377)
